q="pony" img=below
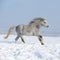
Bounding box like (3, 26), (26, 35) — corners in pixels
(4, 17), (49, 45)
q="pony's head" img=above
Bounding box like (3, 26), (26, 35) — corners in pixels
(34, 17), (49, 27)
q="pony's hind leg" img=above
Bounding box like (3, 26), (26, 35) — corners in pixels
(38, 35), (44, 45)
(20, 36), (25, 43)
(15, 35), (19, 41)
(15, 35), (25, 43)
(15, 25), (25, 43)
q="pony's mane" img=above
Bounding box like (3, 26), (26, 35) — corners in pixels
(29, 17), (45, 25)
(33, 17), (45, 21)
(29, 21), (35, 24)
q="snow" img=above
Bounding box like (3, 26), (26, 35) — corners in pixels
(0, 35), (60, 60)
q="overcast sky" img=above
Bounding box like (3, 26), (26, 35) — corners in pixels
(0, 0), (60, 35)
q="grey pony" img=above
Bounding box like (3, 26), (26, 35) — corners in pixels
(4, 17), (49, 45)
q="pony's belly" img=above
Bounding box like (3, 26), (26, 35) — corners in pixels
(22, 32), (34, 36)
(22, 31), (38, 36)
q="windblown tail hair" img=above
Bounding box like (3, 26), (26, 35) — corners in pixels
(4, 26), (16, 39)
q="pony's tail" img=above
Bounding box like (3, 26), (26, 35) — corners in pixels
(4, 26), (16, 39)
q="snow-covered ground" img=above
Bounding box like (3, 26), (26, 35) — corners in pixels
(0, 35), (60, 60)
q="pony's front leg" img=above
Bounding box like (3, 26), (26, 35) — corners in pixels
(38, 35), (44, 45)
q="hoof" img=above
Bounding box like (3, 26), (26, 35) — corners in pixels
(4, 37), (7, 39)
(41, 43), (44, 45)
(22, 41), (25, 43)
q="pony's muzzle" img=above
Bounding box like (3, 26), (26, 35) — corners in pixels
(47, 25), (49, 27)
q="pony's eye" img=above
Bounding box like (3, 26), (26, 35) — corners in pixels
(44, 22), (46, 23)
